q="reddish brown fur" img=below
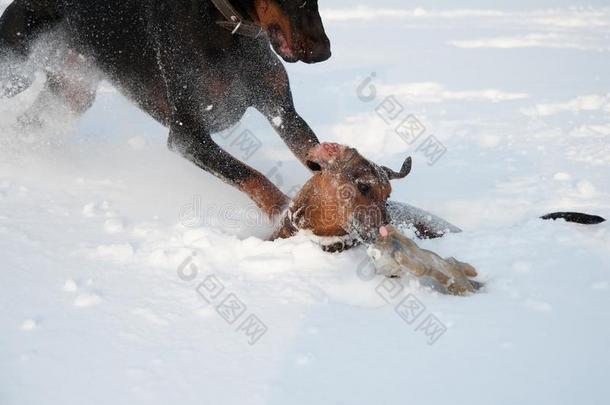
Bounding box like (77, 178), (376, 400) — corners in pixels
(240, 175), (290, 218)
(291, 171), (389, 237)
(274, 144), (399, 248)
(253, 0), (294, 49)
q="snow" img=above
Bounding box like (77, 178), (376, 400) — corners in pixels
(1, 1), (610, 404)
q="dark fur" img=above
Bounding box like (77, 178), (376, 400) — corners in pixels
(541, 212), (606, 225)
(0, 0), (331, 216)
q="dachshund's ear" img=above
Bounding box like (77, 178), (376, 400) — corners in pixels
(305, 143), (347, 172)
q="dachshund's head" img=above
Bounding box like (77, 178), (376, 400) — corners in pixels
(251, 0), (331, 63)
(274, 143), (412, 251)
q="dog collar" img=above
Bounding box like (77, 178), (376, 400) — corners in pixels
(209, 0), (265, 38)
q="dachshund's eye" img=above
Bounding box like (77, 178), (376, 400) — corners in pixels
(357, 182), (371, 196)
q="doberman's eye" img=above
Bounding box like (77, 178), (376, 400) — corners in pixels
(357, 182), (371, 196)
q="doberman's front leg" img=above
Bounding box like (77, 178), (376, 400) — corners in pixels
(162, 71), (289, 218)
(168, 123), (289, 219)
(151, 5), (288, 219)
(252, 63), (320, 166)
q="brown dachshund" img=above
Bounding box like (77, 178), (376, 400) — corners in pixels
(274, 143), (412, 251)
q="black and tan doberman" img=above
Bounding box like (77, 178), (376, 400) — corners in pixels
(0, 0), (336, 216)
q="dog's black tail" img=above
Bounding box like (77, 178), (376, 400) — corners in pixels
(541, 212), (606, 225)
(1, 0), (62, 98)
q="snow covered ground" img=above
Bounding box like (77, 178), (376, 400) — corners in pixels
(1, 1), (609, 404)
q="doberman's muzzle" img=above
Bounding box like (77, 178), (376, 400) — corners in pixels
(212, 0), (331, 64)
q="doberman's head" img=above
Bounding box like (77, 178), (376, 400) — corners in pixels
(249, 0), (331, 63)
(275, 143), (412, 251)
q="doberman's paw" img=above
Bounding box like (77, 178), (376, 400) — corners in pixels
(305, 143), (347, 170)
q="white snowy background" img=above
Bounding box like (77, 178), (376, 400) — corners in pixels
(1, 0), (609, 404)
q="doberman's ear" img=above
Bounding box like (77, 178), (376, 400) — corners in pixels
(305, 143), (347, 172)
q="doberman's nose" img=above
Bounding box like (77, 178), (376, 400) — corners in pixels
(310, 39), (331, 63)
(301, 35), (331, 63)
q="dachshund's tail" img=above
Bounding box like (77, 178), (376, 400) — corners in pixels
(541, 212), (606, 225)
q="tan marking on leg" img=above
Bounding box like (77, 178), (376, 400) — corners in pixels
(240, 175), (289, 218)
